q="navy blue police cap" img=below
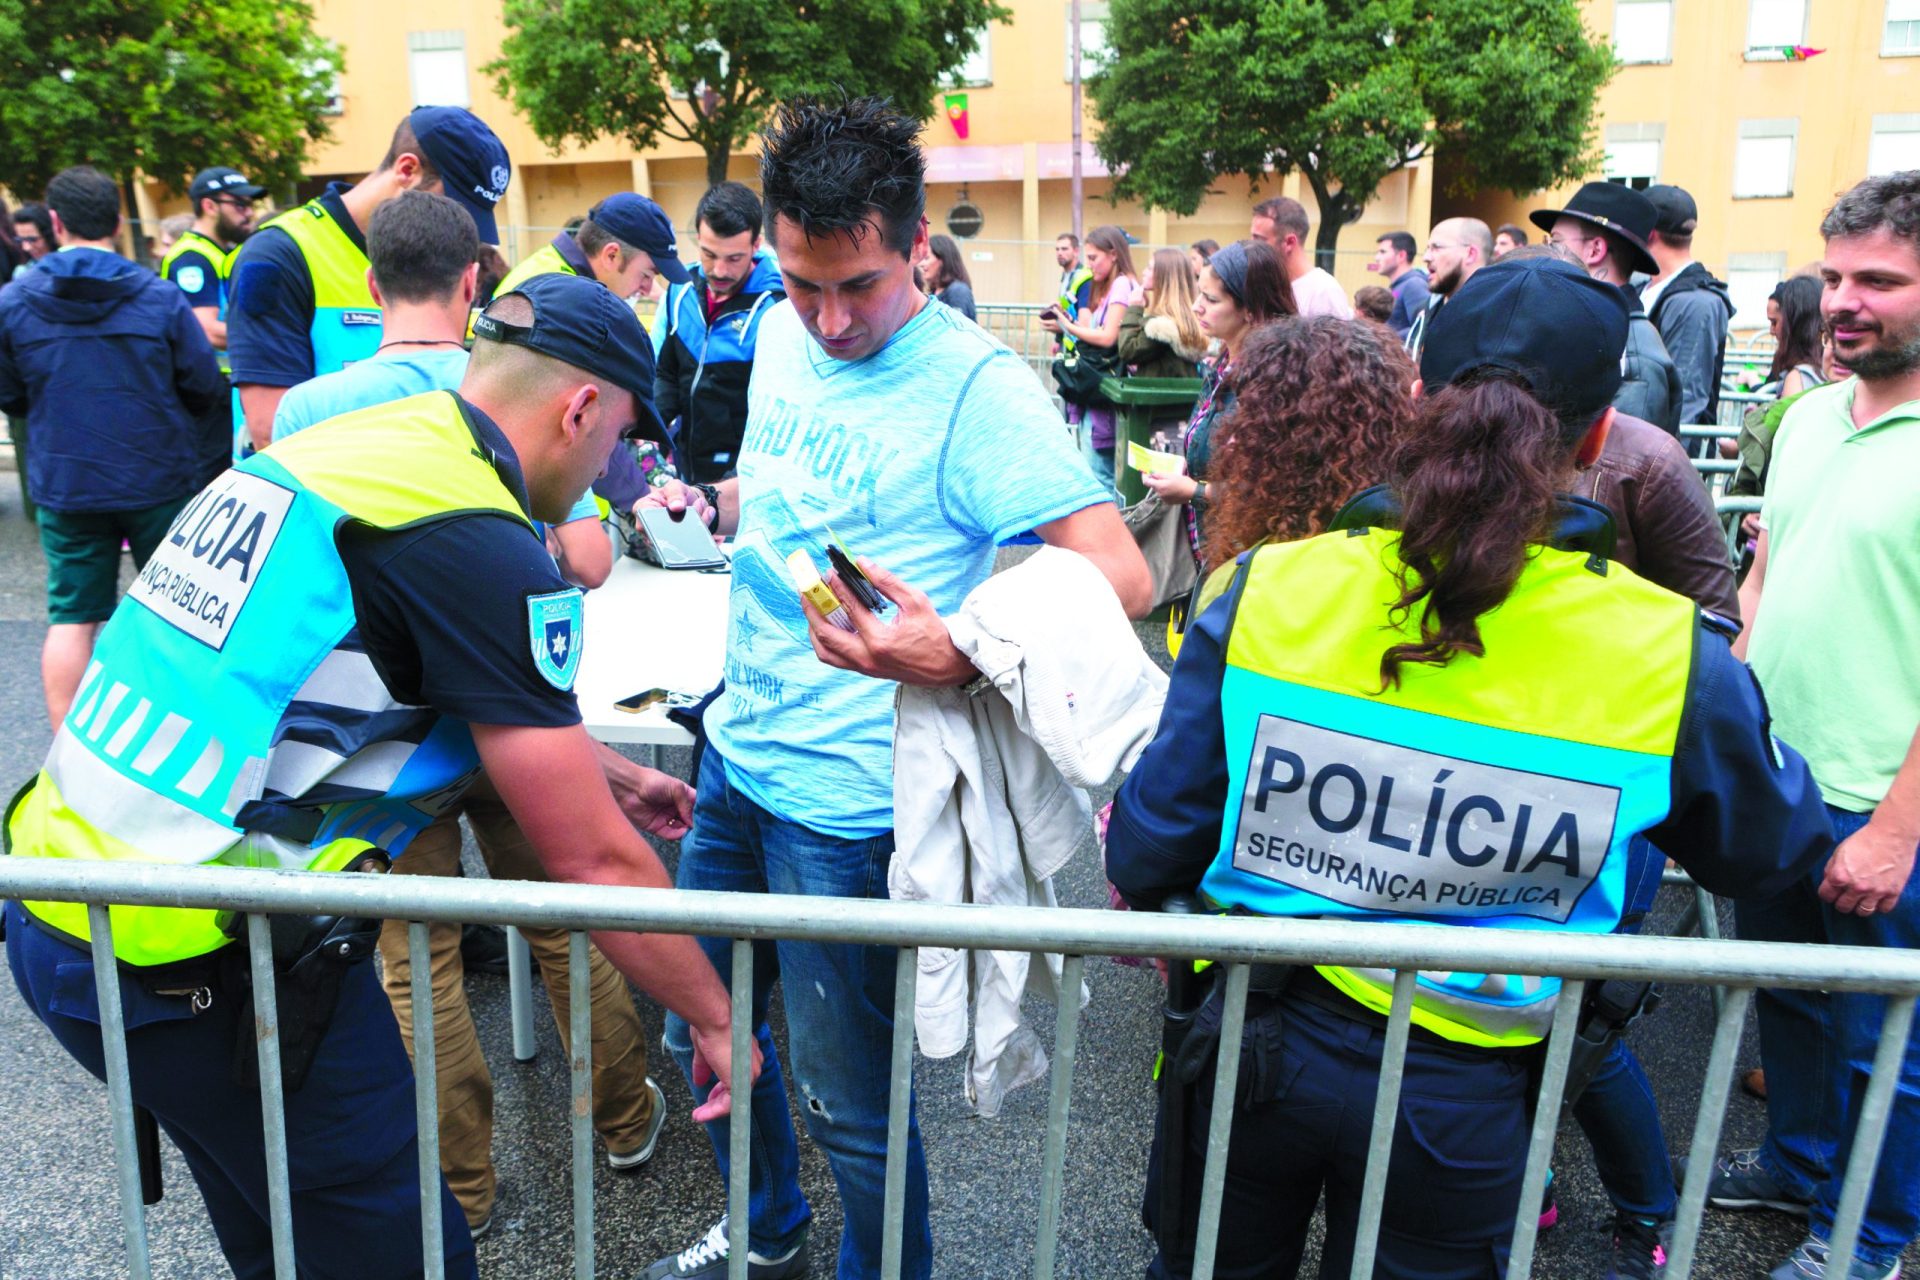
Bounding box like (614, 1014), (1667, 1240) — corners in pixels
(1418, 255), (1630, 425)
(472, 272), (670, 444)
(587, 193), (692, 286)
(189, 167), (267, 204)
(409, 106), (511, 245)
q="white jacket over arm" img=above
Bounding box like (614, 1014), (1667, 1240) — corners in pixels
(891, 547), (1168, 1115)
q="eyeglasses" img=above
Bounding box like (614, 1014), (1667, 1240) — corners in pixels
(1548, 232), (1592, 248)
(211, 196), (255, 212)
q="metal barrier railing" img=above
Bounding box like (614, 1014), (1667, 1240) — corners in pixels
(7, 857), (1918, 1280)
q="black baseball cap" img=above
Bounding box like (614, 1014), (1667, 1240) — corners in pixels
(1643, 184), (1699, 236)
(409, 106), (511, 245)
(189, 167), (267, 205)
(1418, 256), (1629, 425)
(587, 193), (692, 286)
(1529, 181), (1659, 277)
(471, 272), (669, 444)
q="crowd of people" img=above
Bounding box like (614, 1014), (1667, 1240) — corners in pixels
(0, 88), (1916, 1280)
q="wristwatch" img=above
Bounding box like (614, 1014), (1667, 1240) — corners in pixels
(693, 483), (721, 530)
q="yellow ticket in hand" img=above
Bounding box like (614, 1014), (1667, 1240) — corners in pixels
(1128, 440), (1187, 475)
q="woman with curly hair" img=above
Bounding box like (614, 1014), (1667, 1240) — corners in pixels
(1200, 316), (1415, 569)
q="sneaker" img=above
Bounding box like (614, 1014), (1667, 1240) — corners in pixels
(1681, 1148), (1814, 1215)
(1769, 1235), (1901, 1280)
(468, 1211), (493, 1242)
(637, 1217), (808, 1279)
(1606, 1213), (1671, 1280)
(608, 1079), (669, 1172)
(1539, 1180), (1560, 1231)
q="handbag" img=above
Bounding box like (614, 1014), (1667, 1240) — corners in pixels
(1052, 341), (1121, 408)
(1123, 493), (1200, 612)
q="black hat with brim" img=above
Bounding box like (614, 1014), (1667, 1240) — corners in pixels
(1530, 181), (1659, 278)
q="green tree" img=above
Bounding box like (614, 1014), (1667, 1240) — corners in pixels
(0, 0), (340, 247)
(1089, 0), (1614, 263)
(490, 0), (1009, 190)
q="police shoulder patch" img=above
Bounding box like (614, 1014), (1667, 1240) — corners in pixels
(527, 588), (585, 691)
(175, 264), (207, 295)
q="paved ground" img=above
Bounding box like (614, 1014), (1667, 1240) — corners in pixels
(0, 471), (1901, 1279)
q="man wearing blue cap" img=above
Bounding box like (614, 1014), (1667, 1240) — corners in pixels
(496, 191), (692, 302)
(492, 192), (691, 512)
(4, 270), (752, 1280)
(227, 106), (512, 457)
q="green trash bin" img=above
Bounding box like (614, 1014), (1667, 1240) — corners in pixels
(1097, 376), (1202, 505)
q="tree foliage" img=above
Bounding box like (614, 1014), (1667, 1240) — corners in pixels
(490, 0), (1010, 189)
(1089, 0), (1614, 258)
(0, 0), (341, 204)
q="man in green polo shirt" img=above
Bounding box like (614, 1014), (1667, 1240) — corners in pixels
(1703, 171), (1920, 1280)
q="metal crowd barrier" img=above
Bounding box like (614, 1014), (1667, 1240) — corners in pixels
(7, 858), (1919, 1280)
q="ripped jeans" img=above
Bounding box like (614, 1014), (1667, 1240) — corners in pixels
(663, 748), (932, 1280)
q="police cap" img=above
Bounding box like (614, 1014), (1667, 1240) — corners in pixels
(1418, 255), (1629, 426)
(409, 106), (512, 245)
(472, 272), (669, 444)
(189, 167), (267, 205)
(587, 193), (693, 286)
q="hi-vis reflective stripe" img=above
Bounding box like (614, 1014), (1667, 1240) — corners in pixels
(44, 734), (234, 864)
(130, 714), (191, 776)
(291, 648), (394, 711)
(263, 738), (414, 799)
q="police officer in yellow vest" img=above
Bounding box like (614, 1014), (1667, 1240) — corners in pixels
(4, 272), (754, 1280)
(490, 193), (691, 516)
(495, 191), (691, 301)
(162, 167), (264, 358)
(227, 107), (510, 459)
(1107, 257), (1836, 1280)
(163, 166), (264, 485)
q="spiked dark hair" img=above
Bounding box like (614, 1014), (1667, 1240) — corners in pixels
(758, 96), (926, 257)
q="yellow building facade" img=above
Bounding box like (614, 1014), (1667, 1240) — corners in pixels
(213, 0), (1432, 303)
(1460, 0), (1920, 328)
(128, 0), (1918, 316)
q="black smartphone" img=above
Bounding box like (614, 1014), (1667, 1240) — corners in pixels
(824, 543), (888, 613)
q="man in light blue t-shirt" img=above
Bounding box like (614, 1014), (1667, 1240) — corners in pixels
(635, 98), (1150, 1280)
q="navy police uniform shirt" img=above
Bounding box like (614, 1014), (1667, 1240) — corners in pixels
(227, 182), (363, 389)
(338, 397), (583, 729)
(165, 244), (224, 312)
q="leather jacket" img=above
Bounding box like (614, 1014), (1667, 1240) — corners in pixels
(1611, 307), (1684, 437)
(1579, 412), (1740, 623)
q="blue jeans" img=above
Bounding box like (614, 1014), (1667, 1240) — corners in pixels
(1738, 805), (1920, 1268)
(663, 749), (932, 1280)
(1570, 835), (1678, 1220)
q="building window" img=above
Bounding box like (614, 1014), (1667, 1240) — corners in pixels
(1869, 114), (1920, 175)
(306, 56), (343, 116)
(407, 31), (469, 108)
(1734, 119), (1798, 199)
(1614, 0), (1674, 65)
(1064, 3), (1110, 81)
(950, 28), (992, 86)
(1604, 123), (1664, 190)
(1745, 0), (1808, 58)
(1887, 0), (1920, 55)
(1725, 253), (1787, 331)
